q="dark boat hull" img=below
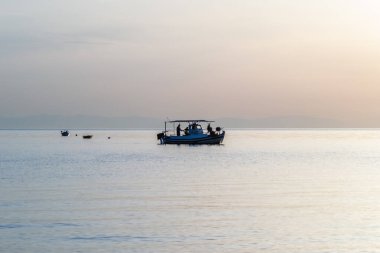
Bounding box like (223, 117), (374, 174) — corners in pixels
(162, 132), (225, 145)
(61, 131), (69, 136)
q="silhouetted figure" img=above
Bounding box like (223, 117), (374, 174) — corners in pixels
(184, 127), (189, 135)
(176, 124), (181, 136)
(207, 123), (212, 133)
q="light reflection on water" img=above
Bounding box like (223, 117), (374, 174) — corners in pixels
(1, 130), (380, 252)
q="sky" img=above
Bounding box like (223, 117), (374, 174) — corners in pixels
(1, 0), (380, 124)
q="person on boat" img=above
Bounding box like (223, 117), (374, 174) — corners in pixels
(207, 123), (212, 133)
(176, 124), (182, 136)
(207, 123), (216, 136)
(184, 127), (189, 135)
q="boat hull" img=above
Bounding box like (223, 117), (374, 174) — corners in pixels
(162, 132), (225, 145)
(61, 131), (69, 137)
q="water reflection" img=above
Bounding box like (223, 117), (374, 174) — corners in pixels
(1, 130), (380, 252)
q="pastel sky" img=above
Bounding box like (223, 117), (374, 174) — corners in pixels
(1, 0), (380, 123)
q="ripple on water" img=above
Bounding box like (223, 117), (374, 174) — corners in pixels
(0, 223), (80, 229)
(69, 235), (164, 242)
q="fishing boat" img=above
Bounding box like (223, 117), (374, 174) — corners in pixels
(61, 130), (70, 136)
(82, 135), (93, 139)
(157, 120), (225, 144)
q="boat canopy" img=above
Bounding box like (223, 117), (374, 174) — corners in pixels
(167, 120), (215, 123)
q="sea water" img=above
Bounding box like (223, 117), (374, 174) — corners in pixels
(1, 129), (380, 252)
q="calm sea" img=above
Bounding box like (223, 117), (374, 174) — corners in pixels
(1, 130), (380, 252)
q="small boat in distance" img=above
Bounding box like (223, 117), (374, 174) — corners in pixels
(157, 120), (225, 145)
(82, 135), (93, 139)
(61, 130), (70, 136)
